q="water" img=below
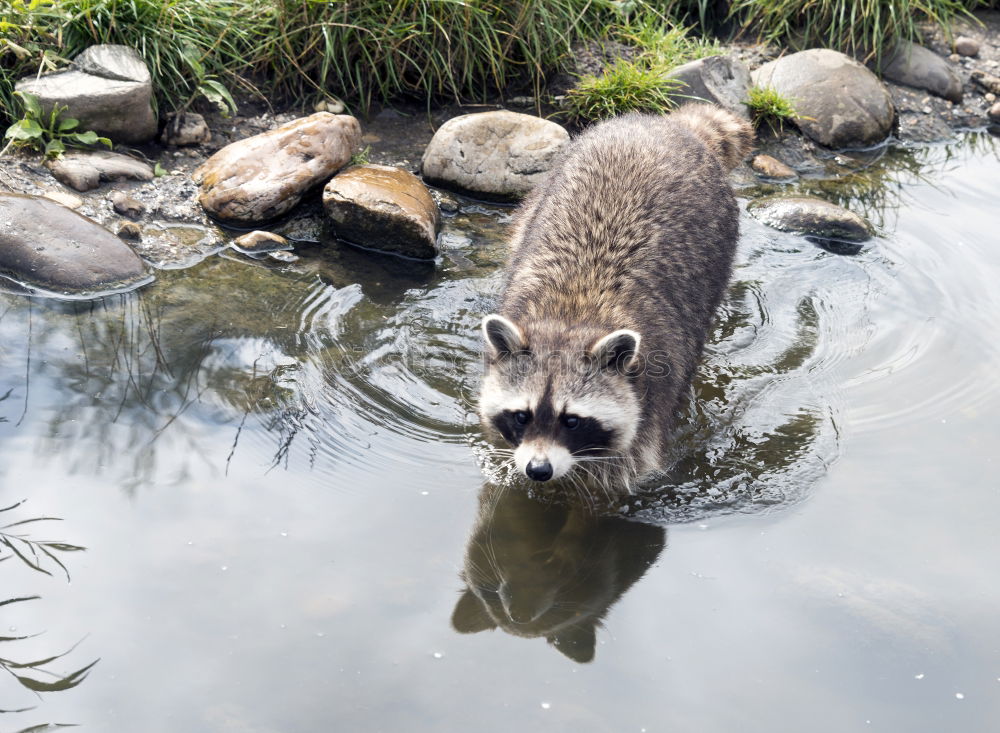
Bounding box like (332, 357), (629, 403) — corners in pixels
(2, 133), (999, 732)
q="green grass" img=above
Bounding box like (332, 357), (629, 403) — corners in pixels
(744, 84), (799, 134)
(731, 0), (983, 62)
(1, 0), (632, 125)
(563, 17), (719, 124)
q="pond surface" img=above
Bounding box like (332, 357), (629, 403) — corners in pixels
(1, 133), (999, 732)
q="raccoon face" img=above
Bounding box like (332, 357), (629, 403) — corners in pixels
(479, 314), (642, 483)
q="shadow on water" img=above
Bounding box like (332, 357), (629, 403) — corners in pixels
(452, 484), (665, 663)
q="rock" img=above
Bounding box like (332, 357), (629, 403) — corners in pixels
(752, 49), (895, 148)
(421, 111), (569, 201)
(267, 250), (299, 263)
(323, 164), (440, 259)
(666, 55), (752, 119)
(192, 112), (361, 225)
(0, 193), (151, 295)
(117, 221), (142, 240)
(989, 102), (1000, 122)
(747, 195), (872, 244)
(878, 41), (962, 104)
(986, 93), (997, 103)
(110, 190), (145, 218)
(42, 189), (83, 209)
(72, 44), (150, 83)
(971, 70), (1000, 96)
(15, 44), (156, 144)
(161, 112), (211, 146)
(954, 37), (979, 57)
(47, 151), (154, 192)
(232, 230), (291, 254)
(750, 154), (796, 179)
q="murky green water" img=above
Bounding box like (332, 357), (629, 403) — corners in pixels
(2, 133), (999, 732)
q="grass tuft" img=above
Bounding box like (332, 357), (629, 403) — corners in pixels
(731, 0), (982, 62)
(744, 85), (800, 134)
(563, 17), (719, 124)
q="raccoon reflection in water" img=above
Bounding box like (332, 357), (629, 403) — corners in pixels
(479, 105), (754, 495)
(452, 485), (665, 662)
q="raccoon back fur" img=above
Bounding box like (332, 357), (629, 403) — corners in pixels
(479, 104), (753, 494)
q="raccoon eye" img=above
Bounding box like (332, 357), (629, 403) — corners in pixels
(514, 410), (530, 425)
(562, 414), (580, 430)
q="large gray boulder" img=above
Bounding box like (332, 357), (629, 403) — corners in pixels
(0, 193), (152, 296)
(878, 41), (962, 103)
(667, 55), (751, 119)
(192, 112), (361, 225)
(421, 111), (568, 201)
(323, 164), (440, 259)
(752, 49), (895, 148)
(15, 44), (157, 144)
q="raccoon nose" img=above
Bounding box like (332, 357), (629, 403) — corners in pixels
(525, 458), (553, 482)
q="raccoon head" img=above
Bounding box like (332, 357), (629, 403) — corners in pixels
(479, 314), (642, 483)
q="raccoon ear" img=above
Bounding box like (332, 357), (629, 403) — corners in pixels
(590, 329), (641, 372)
(482, 314), (526, 358)
(547, 623), (597, 663)
(452, 589), (497, 634)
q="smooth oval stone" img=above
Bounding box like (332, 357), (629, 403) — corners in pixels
(47, 151), (154, 193)
(752, 49), (895, 149)
(751, 154), (797, 180)
(232, 230), (291, 255)
(878, 41), (962, 104)
(667, 55), (752, 119)
(747, 195), (872, 243)
(0, 193), (152, 297)
(323, 164), (440, 259)
(421, 111), (568, 201)
(192, 112), (361, 225)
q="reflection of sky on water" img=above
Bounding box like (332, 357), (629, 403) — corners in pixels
(1, 134), (999, 731)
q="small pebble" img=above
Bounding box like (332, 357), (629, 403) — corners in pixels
(922, 106), (932, 115)
(955, 692), (964, 700)
(110, 190), (145, 219)
(948, 53), (961, 63)
(233, 229), (290, 254)
(117, 221), (142, 241)
(986, 93), (997, 103)
(267, 250), (299, 263)
(750, 153), (796, 180)
(954, 37), (979, 57)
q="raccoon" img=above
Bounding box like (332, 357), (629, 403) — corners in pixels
(479, 104), (753, 493)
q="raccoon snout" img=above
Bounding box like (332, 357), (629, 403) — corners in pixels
(525, 459), (553, 482)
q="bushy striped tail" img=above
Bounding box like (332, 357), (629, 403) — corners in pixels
(669, 103), (753, 171)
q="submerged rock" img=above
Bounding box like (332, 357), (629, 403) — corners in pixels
(752, 49), (895, 148)
(161, 112), (212, 147)
(421, 111), (568, 201)
(0, 193), (151, 296)
(667, 55), (752, 119)
(232, 230), (291, 255)
(15, 44), (156, 144)
(192, 112), (361, 225)
(878, 42), (962, 104)
(323, 164), (440, 259)
(47, 151), (154, 192)
(750, 154), (797, 180)
(748, 195), (872, 245)
(971, 70), (1000, 96)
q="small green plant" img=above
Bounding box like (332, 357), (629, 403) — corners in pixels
(563, 16), (720, 124)
(349, 145), (372, 167)
(564, 59), (683, 124)
(744, 85), (800, 134)
(2, 91), (111, 157)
